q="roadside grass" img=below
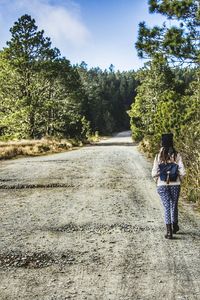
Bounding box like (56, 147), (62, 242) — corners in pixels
(0, 138), (80, 160)
(0, 132), (104, 160)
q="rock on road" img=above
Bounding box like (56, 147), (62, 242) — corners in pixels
(0, 131), (200, 300)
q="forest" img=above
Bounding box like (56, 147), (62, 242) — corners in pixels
(129, 0), (199, 204)
(0, 0), (199, 204)
(0, 15), (137, 141)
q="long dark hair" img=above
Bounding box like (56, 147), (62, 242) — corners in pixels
(159, 146), (177, 163)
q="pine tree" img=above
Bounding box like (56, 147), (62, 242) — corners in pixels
(4, 14), (60, 138)
(136, 0), (200, 65)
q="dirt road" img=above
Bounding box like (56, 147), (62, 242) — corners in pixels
(0, 131), (200, 300)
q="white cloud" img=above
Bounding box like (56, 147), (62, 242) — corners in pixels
(38, 6), (90, 46)
(27, 0), (90, 47)
(0, 0), (140, 70)
(0, 0), (91, 51)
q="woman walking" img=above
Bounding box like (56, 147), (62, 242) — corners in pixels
(152, 133), (186, 239)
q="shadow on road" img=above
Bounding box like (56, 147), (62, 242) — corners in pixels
(178, 231), (200, 239)
(89, 142), (138, 146)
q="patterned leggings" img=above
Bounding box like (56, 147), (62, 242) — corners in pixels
(157, 185), (181, 224)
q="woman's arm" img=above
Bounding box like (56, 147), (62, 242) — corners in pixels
(152, 155), (159, 179)
(177, 154), (186, 179)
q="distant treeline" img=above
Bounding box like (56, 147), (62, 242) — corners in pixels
(0, 15), (137, 141)
(129, 0), (199, 204)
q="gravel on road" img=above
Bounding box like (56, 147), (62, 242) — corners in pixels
(0, 131), (200, 300)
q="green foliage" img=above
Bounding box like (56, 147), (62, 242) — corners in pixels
(0, 15), (138, 143)
(132, 0), (200, 204)
(0, 15), (90, 140)
(77, 63), (137, 135)
(130, 62), (199, 203)
(136, 0), (200, 64)
(129, 58), (180, 140)
(0, 51), (29, 139)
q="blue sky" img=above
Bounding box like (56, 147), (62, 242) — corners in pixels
(0, 0), (167, 71)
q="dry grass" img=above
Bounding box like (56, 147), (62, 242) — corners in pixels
(0, 138), (75, 160)
(138, 138), (155, 158)
(87, 131), (100, 143)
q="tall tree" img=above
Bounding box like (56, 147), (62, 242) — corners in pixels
(4, 14), (60, 138)
(0, 51), (25, 139)
(129, 57), (182, 141)
(136, 0), (200, 65)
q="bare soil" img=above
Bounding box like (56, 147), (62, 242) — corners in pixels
(0, 131), (200, 300)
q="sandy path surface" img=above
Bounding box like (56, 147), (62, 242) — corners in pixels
(0, 131), (200, 300)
